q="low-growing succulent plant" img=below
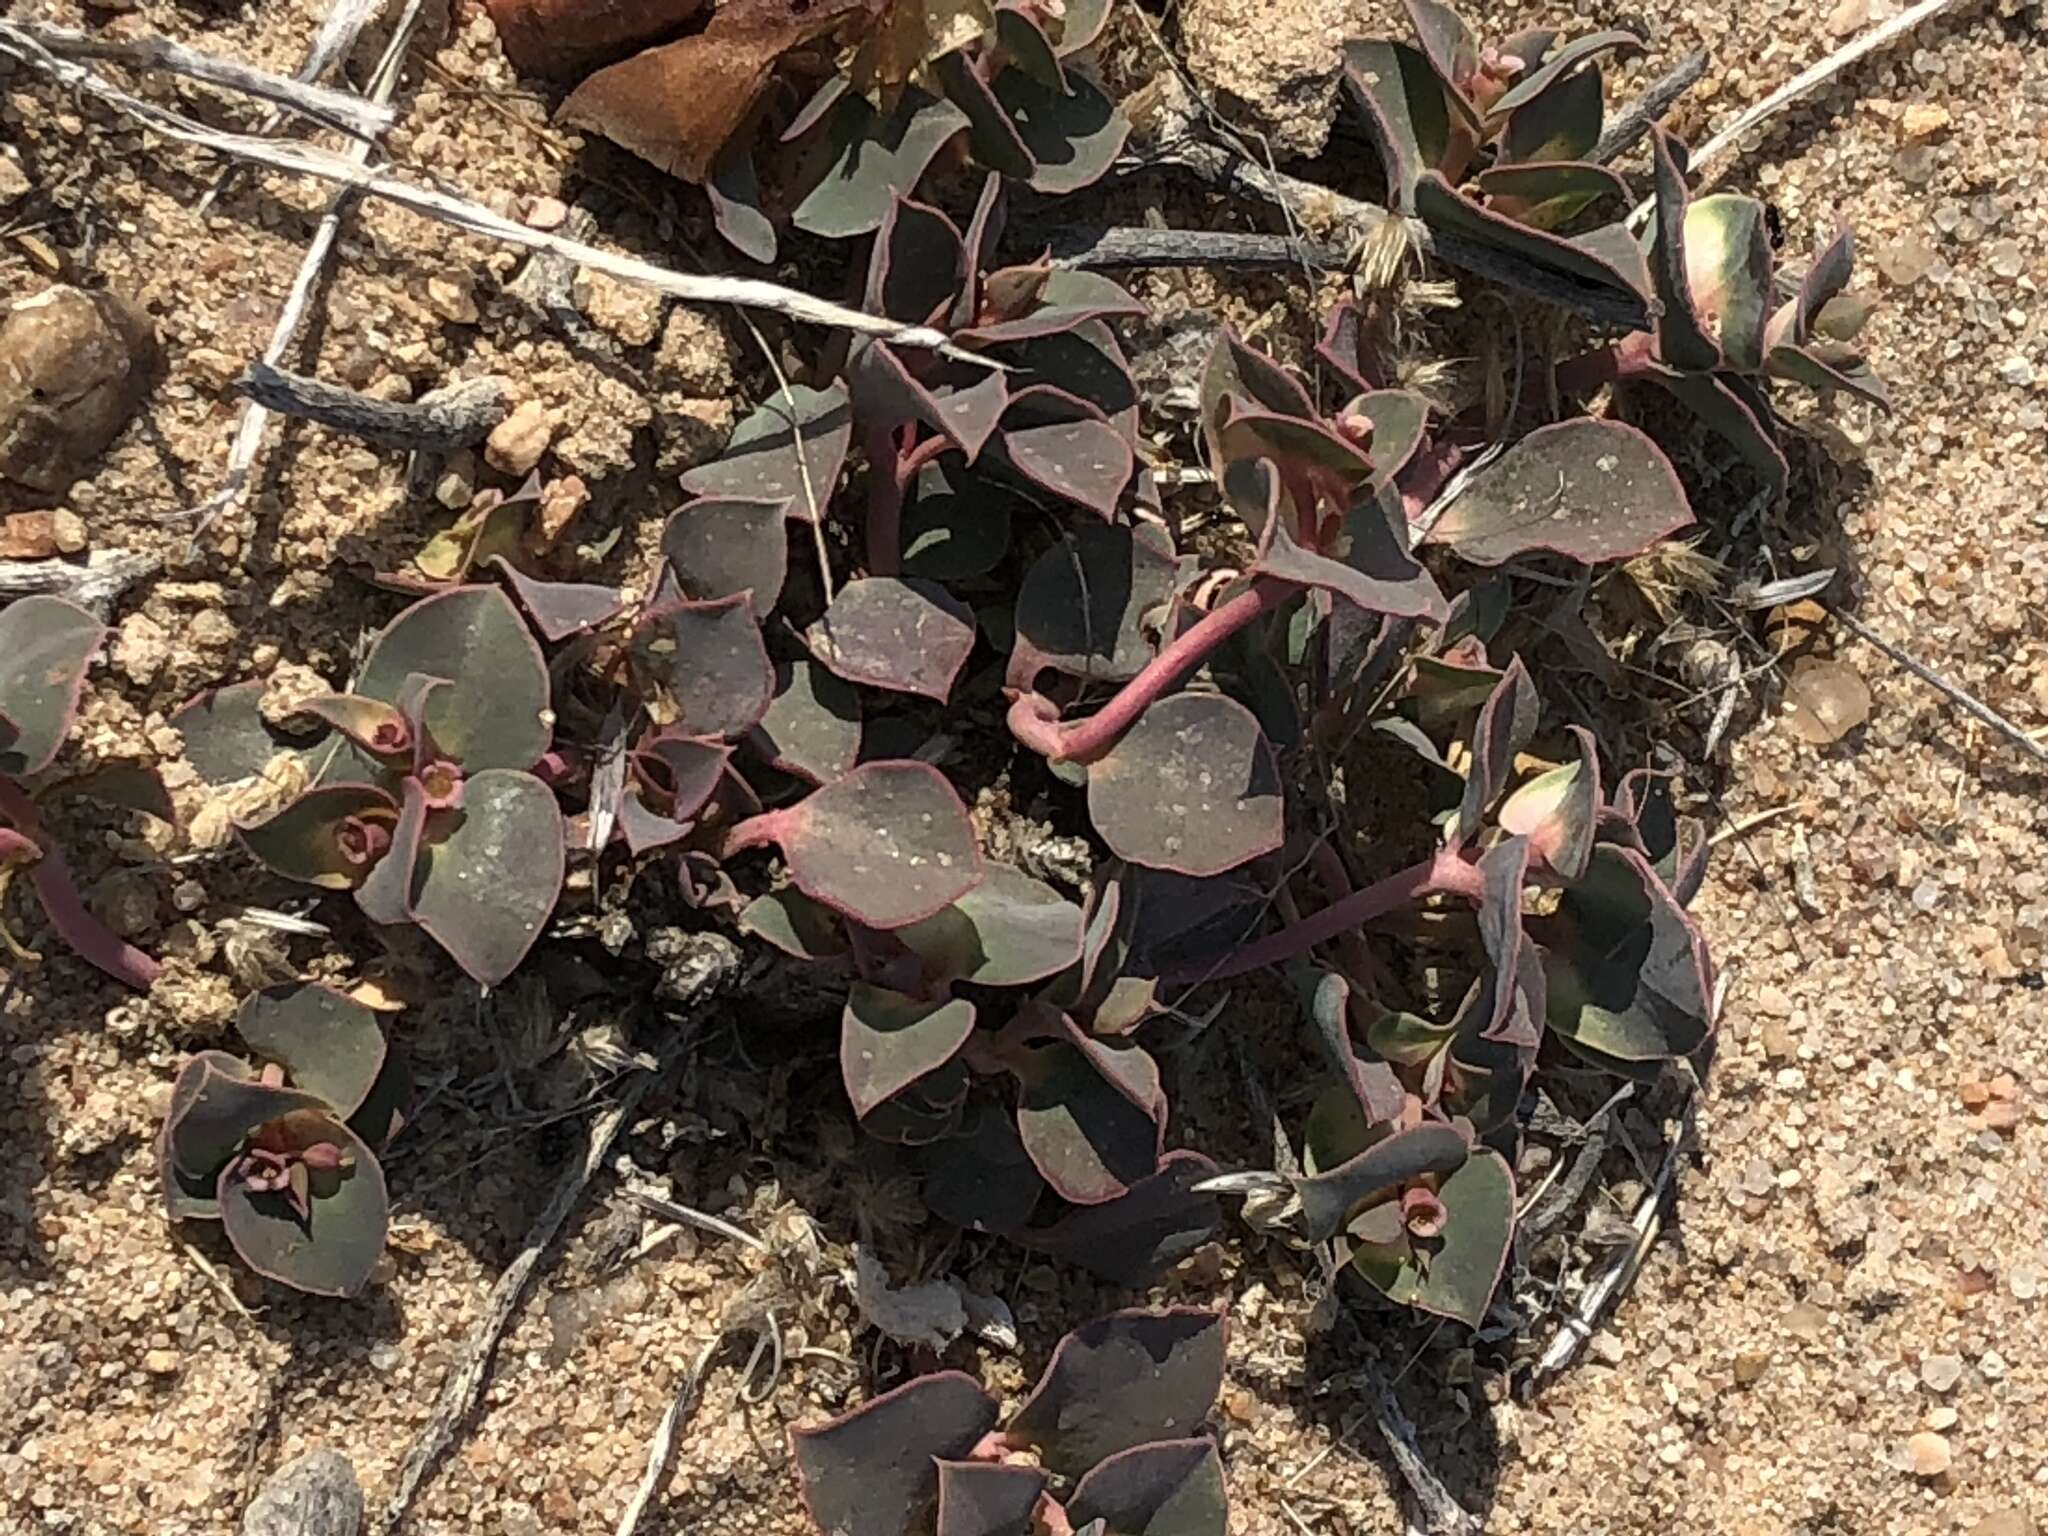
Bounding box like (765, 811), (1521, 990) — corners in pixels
(0, 594), (162, 989)
(792, 1307), (1228, 1536)
(553, 0), (1126, 261)
(159, 984), (407, 1297)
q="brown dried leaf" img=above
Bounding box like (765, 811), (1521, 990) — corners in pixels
(1782, 657), (1870, 745)
(560, 0), (875, 184)
(848, 0), (994, 93)
(483, 0), (708, 80)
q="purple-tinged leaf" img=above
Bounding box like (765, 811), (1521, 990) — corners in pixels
(953, 174), (1008, 328)
(992, 67), (1128, 197)
(1413, 174), (1652, 328)
(1403, 0), (1479, 111)
(1499, 724), (1599, 881)
(738, 886), (848, 961)
(346, 1045), (411, 1151)
(773, 761), (984, 929)
(680, 383), (852, 517)
(1345, 389), (1431, 491)
(1315, 302), (1375, 394)
(1067, 1440), (1228, 1536)
(1499, 62), (1602, 163)
(1340, 39), (1455, 207)
(1246, 471), (1447, 623)
(1295, 1120), (1469, 1244)
(921, 1102), (1045, 1234)
(935, 1461), (1046, 1536)
(1199, 331), (1316, 465)
(751, 660), (862, 785)
(1646, 128), (1721, 371)
(993, 389), (1133, 516)
(1650, 371), (1789, 502)
(791, 88), (970, 240)
(1454, 657), (1536, 843)
(661, 496), (791, 620)
(1012, 521), (1177, 688)
(0, 595), (103, 777)
(408, 768), (562, 986)
(791, 1373), (1000, 1536)
(995, 4), (1065, 90)
(618, 733), (729, 855)
(1683, 193), (1774, 372)
(1464, 835), (1541, 1048)
(1298, 966), (1408, 1126)
(859, 1058), (969, 1146)
(1540, 842), (1714, 1063)
(987, 324), (1139, 448)
(43, 761), (175, 823)
(938, 49), (1038, 180)
(487, 558), (625, 642)
(1425, 419), (1695, 566)
(355, 587), (551, 771)
(632, 592), (775, 740)
(1347, 1145), (1513, 1326)
(218, 1110), (387, 1298)
(901, 461), (1017, 582)
(1491, 29), (1641, 116)
(843, 984), (977, 1120)
(708, 141), (776, 263)
(240, 783), (400, 890)
(852, 343), (1011, 461)
(1217, 405), (1376, 492)
(1008, 1307), (1226, 1478)
(896, 862), (1085, 987)
(806, 577), (976, 703)
(353, 777), (427, 929)
(171, 680), (299, 788)
(1477, 161), (1628, 230)
(1766, 341), (1891, 410)
(236, 984), (386, 1120)
(867, 195), (968, 326)
(958, 278), (1148, 347)
(0, 808), (158, 988)
(163, 1054), (323, 1185)
(293, 693), (411, 764)
(1051, 0), (1111, 54)
(159, 1050), (254, 1219)
(1014, 1031), (1163, 1204)
(1027, 1150), (1222, 1286)
(1766, 226), (1856, 352)
(1088, 693), (1283, 878)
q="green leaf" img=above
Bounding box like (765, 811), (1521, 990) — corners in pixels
(1088, 692), (1284, 878)
(1293, 1121), (1468, 1244)
(1012, 521), (1177, 686)
(791, 87), (969, 239)
(1413, 175), (1652, 328)
(632, 592), (775, 739)
(737, 886), (848, 961)
(1014, 1033), (1162, 1204)
(1339, 39), (1454, 207)
(1066, 1440), (1228, 1536)
(1646, 128), (1721, 371)
(679, 383), (851, 516)
(218, 1111), (388, 1298)
(805, 577), (977, 703)
(1682, 193), (1774, 372)
(896, 862), (1085, 987)
(1453, 657), (1536, 844)
(1477, 161), (1628, 230)
(236, 984), (387, 1120)
(1348, 1146), (1513, 1326)
(901, 461), (1017, 581)
(991, 67), (1128, 196)
(662, 496), (790, 620)
(238, 783), (399, 890)
(751, 660), (862, 785)
(355, 587), (551, 772)
(0, 595), (103, 777)
(1026, 1150), (1222, 1286)
(777, 761), (984, 929)
(1424, 419), (1695, 566)
(411, 768), (564, 987)
(792, 1374), (1000, 1536)
(1541, 843), (1714, 1062)
(163, 1054), (323, 1184)
(1498, 724), (1599, 880)
(842, 984), (977, 1121)
(170, 680), (301, 788)
(1499, 63), (1602, 163)
(1008, 1308), (1225, 1479)
(920, 1102), (1046, 1235)
(1490, 29), (1641, 117)
(866, 194), (968, 325)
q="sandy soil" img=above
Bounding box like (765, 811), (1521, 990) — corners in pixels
(3, 0), (2047, 1533)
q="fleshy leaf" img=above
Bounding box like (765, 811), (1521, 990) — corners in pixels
(1477, 161), (1628, 229)
(1650, 371), (1789, 502)
(751, 660), (862, 784)
(774, 761), (984, 929)
(1499, 62), (1602, 163)
(0, 595), (104, 777)
(992, 67), (1128, 196)
(218, 1111), (388, 1298)
(859, 1058), (970, 1146)
(1540, 843), (1714, 1062)
(1011, 521), (1177, 687)
(354, 587), (551, 771)
(239, 784), (399, 890)
(806, 577), (976, 703)
(488, 559), (625, 642)
(708, 142), (776, 262)
(935, 1461), (1047, 1536)
(1340, 39), (1455, 207)
(1066, 1440), (1228, 1536)
(1412, 175), (1652, 328)
(791, 88), (970, 240)
(901, 461), (1017, 581)
(1027, 1150), (1222, 1286)
(1490, 29), (1641, 116)
(679, 383), (852, 517)
(1014, 1029), (1163, 1204)
(619, 733), (730, 855)
(632, 592), (776, 739)
(1646, 129), (1721, 371)
(896, 862), (1085, 987)
(1008, 1308), (1225, 1479)
(1424, 419), (1694, 565)
(164, 1056), (323, 1183)
(1295, 1121), (1469, 1244)
(867, 194), (968, 326)
(921, 1102), (1046, 1234)
(938, 50), (1038, 181)
(791, 1374), (1000, 1536)
(737, 886), (849, 960)
(662, 496), (791, 620)
(170, 680), (300, 788)
(991, 390), (1133, 516)
(1453, 657), (1537, 844)
(1683, 193), (1774, 373)
(1088, 692), (1284, 877)
(1498, 724), (1599, 881)
(843, 984), (978, 1120)
(236, 984), (387, 1120)
(410, 769), (564, 987)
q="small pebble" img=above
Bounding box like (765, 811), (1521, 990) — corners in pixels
(1906, 1430), (1953, 1477)
(1901, 102), (1952, 139)
(1924, 1406), (1960, 1432)
(426, 272), (480, 325)
(1923, 1352), (1964, 1392)
(142, 1348), (180, 1375)
(525, 196), (570, 230)
(2010, 1266), (2038, 1301)
(0, 154), (28, 204)
(485, 399), (552, 475)
(1980, 1349), (2008, 1381)
(2001, 357), (2037, 388)
(1878, 232), (1939, 286)
(1988, 239), (2025, 280)
(1733, 1350), (1770, 1385)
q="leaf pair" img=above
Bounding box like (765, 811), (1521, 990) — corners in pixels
(159, 985), (407, 1297)
(792, 1308), (1228, 1536)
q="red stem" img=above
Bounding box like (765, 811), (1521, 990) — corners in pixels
(719, 807), (788, 859)
(1169, 846), (1484, 984)
(0, 778), (160, 990)
(1007, 575), (1301, 764)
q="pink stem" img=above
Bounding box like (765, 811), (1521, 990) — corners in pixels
(0, 779), (160, 990)
(1555, 330), (1660, 396)
(719, 807), (789, 859)
(1007, 575), (1301, 764)
(1170, 847), (1484, 984)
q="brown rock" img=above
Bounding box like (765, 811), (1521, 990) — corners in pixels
(0, 510), (61, 558)
(425, 272), (481, 325)
(0, 154), (29, 206)
(1902, 103), (1952, 140)
(0, 285), (158, 494)
(580, 270), (664, 347)
(486, 400), (553, 475)
(1905, 1430), (1953, 1477)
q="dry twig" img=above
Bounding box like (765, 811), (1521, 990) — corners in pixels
(1041, 224), (1351, 272)
(1830, 607), (2048, 768)
(0, 548), (160, 615)
(234, 361), (511, 452)
(614, 1333), (727, 1536)
(1590, 49), (1710, 164)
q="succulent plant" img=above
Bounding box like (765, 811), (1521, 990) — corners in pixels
(233, 586), (567, 986)
(159, 983), (408, 1297)
(0, 594), (161, 989)
(792, 1307), (1228, 1536)
(554, 0), (1127, 261)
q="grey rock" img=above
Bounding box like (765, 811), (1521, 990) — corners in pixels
(243, 1449), (363, 1536)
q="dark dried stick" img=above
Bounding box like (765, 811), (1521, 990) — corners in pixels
(0, 547), (160, 615)
(235, 362), (510, 452)
(1041, 224), (1352, 272)
(1592, 49), (1710, 164)
(1830, 606), (2048, 768)
(1361, 1363), (1482, 1536)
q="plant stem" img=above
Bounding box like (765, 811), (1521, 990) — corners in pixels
(0, 779), (160, 989)
(1555, 330), (1660, 396)
(1008, 575), (1300, 763)
(718, 808), (787, 859)
(1174, 847), (1485, 984)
